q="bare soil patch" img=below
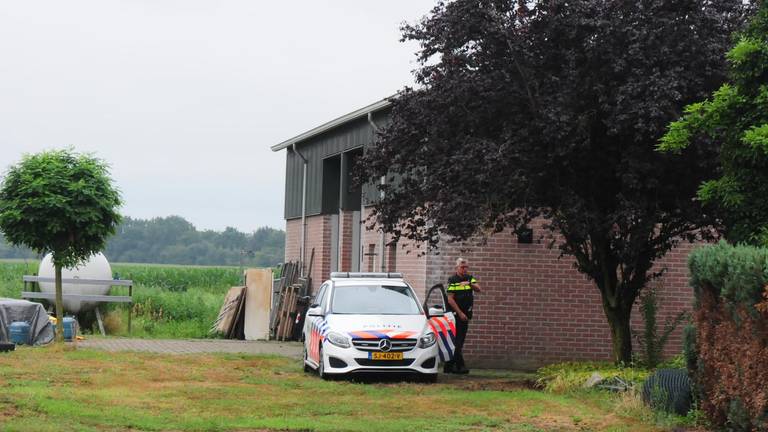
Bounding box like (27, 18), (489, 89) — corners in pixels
(438, 371), (539, 391)
(451, 378), (538, 392)
(0, 400), (18, 420)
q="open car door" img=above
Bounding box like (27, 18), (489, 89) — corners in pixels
(424, 284), (457, 363)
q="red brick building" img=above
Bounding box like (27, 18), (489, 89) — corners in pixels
(272, 98), (695, 369)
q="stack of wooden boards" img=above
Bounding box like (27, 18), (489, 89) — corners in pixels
(211, 286), (246, 339)
(269, 260), (311, 341)
(212, 259), (315, 342)
(211, 268), (272, 340)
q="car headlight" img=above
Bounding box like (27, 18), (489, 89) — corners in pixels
(325, 331), (351, 348)
(418, 331), (436, 348)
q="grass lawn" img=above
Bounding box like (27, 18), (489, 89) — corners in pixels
(0, 346), (680, 432)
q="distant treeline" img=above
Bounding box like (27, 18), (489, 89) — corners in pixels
(0, 216), (285, 267)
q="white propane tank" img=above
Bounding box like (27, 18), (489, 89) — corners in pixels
(38, 252), (113, 313)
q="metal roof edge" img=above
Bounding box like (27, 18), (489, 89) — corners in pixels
(270, 97), (393, 152)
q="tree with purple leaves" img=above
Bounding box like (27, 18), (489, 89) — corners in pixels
(359, 0), (754, 363)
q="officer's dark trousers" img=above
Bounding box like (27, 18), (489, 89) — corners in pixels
(450, 318), (469, 370)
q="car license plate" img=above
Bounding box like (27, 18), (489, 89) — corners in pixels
(370, 351), (403, 360)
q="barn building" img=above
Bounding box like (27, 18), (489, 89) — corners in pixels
(271, 98), (693, 369)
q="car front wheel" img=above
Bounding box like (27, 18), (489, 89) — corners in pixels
(317, 344), (328, 380)
(302, 341), (311, 373)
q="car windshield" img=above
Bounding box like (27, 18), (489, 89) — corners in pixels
(331, 284), (421, 315)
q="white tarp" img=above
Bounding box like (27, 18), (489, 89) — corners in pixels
(0, 298), (54, 345)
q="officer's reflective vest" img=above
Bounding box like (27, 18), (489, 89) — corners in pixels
(447, 276), (476, 292)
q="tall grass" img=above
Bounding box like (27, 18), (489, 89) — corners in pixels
(0, 259), (246, 339)
(0, 259), (39, 299)
(113, 263), (241, 292)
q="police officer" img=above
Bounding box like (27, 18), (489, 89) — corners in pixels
(445, 257), (481, 374)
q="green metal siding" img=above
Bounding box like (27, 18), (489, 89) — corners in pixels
(362, 110), (391, 206)
(284, 110), (390, 220)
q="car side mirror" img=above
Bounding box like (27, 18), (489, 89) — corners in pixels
(428, 305), (445, 317)
(307, 306), (323, 317)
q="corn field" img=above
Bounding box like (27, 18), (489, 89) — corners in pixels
(0, 259), (248, 338)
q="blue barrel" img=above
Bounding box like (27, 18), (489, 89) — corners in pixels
(9, 321), (31, 345)
(62, 317), (76, 341)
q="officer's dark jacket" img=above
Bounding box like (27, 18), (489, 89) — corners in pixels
(447, 273), (477, 319)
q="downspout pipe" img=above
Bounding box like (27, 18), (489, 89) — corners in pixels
(367, 112), (386, 272)
(292, 143), (309, 277)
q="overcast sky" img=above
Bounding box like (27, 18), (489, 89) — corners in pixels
(0, 1), (435, 233)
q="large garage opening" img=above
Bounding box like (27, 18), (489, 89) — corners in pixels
(321, 149), (364, 272)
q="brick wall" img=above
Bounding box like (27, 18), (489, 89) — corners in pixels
(360, 208), (428, 297)
(286, 213), (696, 369)
(425, 219), (696, 369)
(285, 215), (332, 297)
(392, 237), (428, 298)
(640, 241), (694, 359)
(285, 218), (300, 263)
(338, 210), (354, 272)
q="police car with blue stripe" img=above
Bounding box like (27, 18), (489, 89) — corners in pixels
(302, 272), (455, 381)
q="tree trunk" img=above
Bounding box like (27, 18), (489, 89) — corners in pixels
(54, 263), (64, 343)
(605, 305), (633, 364)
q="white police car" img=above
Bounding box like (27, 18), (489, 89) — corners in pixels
(302, 272), (446, 381)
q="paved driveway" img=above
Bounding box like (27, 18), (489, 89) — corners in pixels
(74, 338), (303, 358)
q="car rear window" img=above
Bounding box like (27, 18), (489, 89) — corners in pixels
(331, 285), (421, 315)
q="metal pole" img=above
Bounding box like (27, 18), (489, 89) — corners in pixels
(367, 112), (386, 272)
(293, 143), (309, 277)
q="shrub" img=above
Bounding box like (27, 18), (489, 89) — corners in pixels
(687, 242), (768, 431)
(657, 353), (686, 370)
(536, 361), (649, 393)
(102, 310), (123, 334)
(636, 281), (690, 369)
